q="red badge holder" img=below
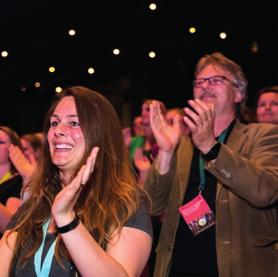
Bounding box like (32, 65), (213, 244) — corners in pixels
(179, 193), (215, 236)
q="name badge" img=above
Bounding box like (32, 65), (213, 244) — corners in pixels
(179, 193), (215, 236)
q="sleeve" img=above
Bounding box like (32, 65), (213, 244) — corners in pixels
(206, 124), (278, 207)
(144, 137), (193, 215)
(144, 157), (176, 216)
(124, 197), (153, 238)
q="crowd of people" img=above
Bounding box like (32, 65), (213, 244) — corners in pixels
(0, 52), (277, 277)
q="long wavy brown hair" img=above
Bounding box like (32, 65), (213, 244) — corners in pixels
(9, 86), (148, 270)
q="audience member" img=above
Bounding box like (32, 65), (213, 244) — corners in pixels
(122, 115), (144, 150)
(0, 86), (152, 276)
(1, 132), (43, 221)
(256, 85), (278, 124)
(133, 115), (144, 137)
(132, 99), (167, 183)
(145, 52), (278, 277)
(0, 126), (23, 235)
(0, 126), (23, 205)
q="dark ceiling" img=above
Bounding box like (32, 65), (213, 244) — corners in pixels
(0, 0), (278, 134)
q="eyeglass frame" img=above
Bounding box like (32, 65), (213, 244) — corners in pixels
(193, 75), (238, 88)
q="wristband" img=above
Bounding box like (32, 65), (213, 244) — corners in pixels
(56, 215), (80, 234)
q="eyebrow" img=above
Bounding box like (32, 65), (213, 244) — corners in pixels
(50, 114), (78, 119)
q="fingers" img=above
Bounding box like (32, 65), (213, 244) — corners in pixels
(9, 145), (35, 180)
(81, 147), (99, 185)
(150, 101), (168, 132)
(67, 147), (99, 194)
(9, 144), (25, 163)
(29, 154), (37, 166)
(59, 165), (85, 212)
(183, 99), (214, 129)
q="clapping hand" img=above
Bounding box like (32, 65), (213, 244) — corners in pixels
(52, 147), (99, 226)
(9, 144), (36, 185)
(150, 101), (181, 154)
(183, 99), (216, 153)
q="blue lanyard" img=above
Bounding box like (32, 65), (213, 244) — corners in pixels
(198, 128), (228, 191)
(34, 219), (57, 277)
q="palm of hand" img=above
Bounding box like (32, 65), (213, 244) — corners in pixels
(153, 122), (180, 152)
(9, 145), (36, 180)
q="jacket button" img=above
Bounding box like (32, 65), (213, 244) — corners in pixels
(221, 240), (231, 245)
(220, 169), (232, 179)
(220, 199), (228, 203)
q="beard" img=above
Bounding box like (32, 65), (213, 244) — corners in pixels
(197, 88), (217, 103)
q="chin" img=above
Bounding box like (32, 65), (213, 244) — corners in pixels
(203, 98), (215, 104)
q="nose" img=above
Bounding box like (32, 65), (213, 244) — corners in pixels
(265, 102), (272, 110)
(54, 123), (67, 137)
(201, 79), (211, 89)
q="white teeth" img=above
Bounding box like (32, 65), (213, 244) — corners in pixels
(55, 144), (73, 149)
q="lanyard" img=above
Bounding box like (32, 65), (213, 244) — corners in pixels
(34, 219), (57, 277)
(199, 128), (228, 192)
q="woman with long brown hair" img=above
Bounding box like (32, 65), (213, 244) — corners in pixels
(0, 126), (23, 234)
(0, 86), (152, 276)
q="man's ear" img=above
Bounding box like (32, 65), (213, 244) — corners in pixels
(234, 89), (243, 103)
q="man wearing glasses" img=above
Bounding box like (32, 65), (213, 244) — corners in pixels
(145, 52), (278, 277)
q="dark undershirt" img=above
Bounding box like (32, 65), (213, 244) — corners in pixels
(169, 147), (218, 277)
(169, 120), (235, 277)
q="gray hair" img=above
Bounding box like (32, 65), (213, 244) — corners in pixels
(195, 52), (248, 102)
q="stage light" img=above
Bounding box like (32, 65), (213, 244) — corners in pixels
(189, 27), (196, 34)
(219, 32), (227, 39)
(68, 29), (76, 36)
(148, 51), (156, 58)
(55, 87), (63, 93)
(35, 82), (41, 88)
(1, 51), (8, 57)
(49, 66), (55, 73)
(149, 3), (157, 10)
(88, 67), (95, 74)
(113, 48), (120, 55)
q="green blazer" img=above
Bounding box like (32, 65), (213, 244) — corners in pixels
(145, 120), (278, 277)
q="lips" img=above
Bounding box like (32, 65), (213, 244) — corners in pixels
(54, 143), (74, 151)
(200, 94), (216, 102)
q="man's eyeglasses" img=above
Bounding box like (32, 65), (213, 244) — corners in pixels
(193, 75), (236, 88)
